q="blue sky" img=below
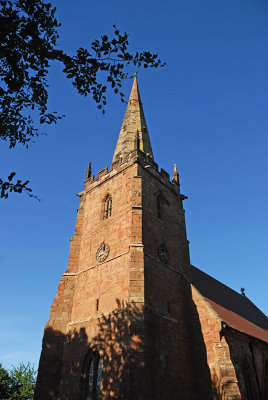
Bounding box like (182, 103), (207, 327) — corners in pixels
(1, 0), (268, 369)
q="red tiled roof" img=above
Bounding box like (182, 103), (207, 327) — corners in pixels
(188, 265), (268, 343)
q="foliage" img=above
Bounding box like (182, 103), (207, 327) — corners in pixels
(62, 27), (164, 112)
(9, 363), (36, 400)
(0, 172), (37, 200)
(0, 363), (13, 399)
(0, 362), (36, 400)
(0, 0), (165, 199)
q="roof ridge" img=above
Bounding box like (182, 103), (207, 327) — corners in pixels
(188, 264), (268, 343)
(242, 294), (268, 322)
(189, 264), (268, 319)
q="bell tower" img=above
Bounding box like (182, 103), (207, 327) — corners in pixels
(35, 77), (197, 400)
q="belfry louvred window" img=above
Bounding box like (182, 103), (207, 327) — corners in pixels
(105, 196), (112, 218)
(80, 349), (101, 400)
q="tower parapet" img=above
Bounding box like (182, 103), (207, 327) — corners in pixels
(83, 149), (186, 200)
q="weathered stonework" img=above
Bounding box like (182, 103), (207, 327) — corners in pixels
(112, 75), (153, 163)
(35, 78), (268, 400)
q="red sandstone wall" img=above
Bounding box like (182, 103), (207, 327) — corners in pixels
(140, 166), (204, 399)
(191, 286), (268, 399)
(224, 328), (268, 399)
(191, 286), (241, 399)
(59, 161), (145, 398)
(141, 165), (189, 272)
(35, 152), (268, 400)
(36, 158), (151, 399)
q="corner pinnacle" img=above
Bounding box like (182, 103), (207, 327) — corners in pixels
(173, 164), (179, 183)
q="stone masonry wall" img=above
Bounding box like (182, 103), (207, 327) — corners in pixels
(61, 160), (144, 399)
(191, 285), (268, 399)
(140, 165), (211, 399)
(35, 151), (268, 400)
(224, 327), (268, 399)
(191, 286), (241, 399)
(36, 158), (149, 399)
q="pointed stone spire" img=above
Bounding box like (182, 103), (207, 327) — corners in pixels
(112, 75), (154, 163)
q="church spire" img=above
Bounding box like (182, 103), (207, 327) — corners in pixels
(112, 75), (154, 164)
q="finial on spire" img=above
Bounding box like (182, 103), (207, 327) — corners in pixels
(134, 71), (138, 77)
(173, 164), (179, 183)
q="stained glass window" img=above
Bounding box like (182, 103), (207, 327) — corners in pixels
(81, 350), (102, 400)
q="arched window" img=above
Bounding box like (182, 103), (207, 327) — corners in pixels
(104, 195), (112, 219)
(80, 349), (101, 400)
(156, 192), (168, 220)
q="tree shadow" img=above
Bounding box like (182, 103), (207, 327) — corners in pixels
(35, 300), (148, 399)
(35, 290), (221, 400)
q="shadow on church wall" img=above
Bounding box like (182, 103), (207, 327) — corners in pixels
(35, 291), (224, 400)
(180, 275), (216, 400)
(223, 329), (268, 400)
(35, 300), (148, 400)
(187, 265), (268, 399)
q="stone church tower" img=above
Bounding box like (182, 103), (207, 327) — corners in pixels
(35, 77), (268, 400)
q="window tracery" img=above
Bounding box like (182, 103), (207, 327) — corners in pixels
(80, 349), (101, 400)
(103, 194), (112, 219)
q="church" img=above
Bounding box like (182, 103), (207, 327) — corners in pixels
(34, 76), (268, 400)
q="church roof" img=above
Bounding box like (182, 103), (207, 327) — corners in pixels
(112, 75), (154, 164)
(188, 265), (268, 343)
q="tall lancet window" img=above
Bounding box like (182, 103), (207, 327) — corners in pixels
(156, 192), (168, 220)
(80, 349), (101, 400)
(104, 195), (112, 219)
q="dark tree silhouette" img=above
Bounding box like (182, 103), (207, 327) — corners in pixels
(0, 362), (36, 399)
(0, 0), (165, 199)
